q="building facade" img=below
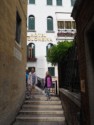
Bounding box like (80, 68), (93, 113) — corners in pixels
(72, 0), (94, 125)
(0, 0), (27, 125)
(27, 0), (76, 83)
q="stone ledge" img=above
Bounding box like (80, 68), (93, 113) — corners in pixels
(59, 88), (81, 107)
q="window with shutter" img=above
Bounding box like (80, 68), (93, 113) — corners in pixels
(47, 16), (53, 31)
(48, 67), (55, 76)
(56, 0), (62, 6)
(29, 0), (35, 4)
(47, 0), (52, 5)
(28, 15), (35, 30)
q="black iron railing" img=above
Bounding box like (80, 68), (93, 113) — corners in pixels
(59, 42), (80, 93)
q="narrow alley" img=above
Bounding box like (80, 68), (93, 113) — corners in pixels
(0, 0), (94, 125)
(12, 86), (65, 125)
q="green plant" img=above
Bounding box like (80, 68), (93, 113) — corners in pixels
(47, 41), (74, 65)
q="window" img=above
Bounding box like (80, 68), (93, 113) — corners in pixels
(16, 11), (21, 44)
(56, 0), (62, 6)
(65, 21), (71, 29)
(28, 15), (35, 30)
(48, 67), (55, 76)
(58, 21), (64, 29)
(27, 43), (35, 59)
(47, 0), (52, 5)
(47, 16), (53, 31)
(71, 0), (76, 6)
(57, 21), (76, 29)
(72, 21), (76, 29)
(29, 0), (35, 4)
(46, 43), (53, 60)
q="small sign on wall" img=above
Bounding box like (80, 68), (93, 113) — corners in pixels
(14, 47), (22, 61)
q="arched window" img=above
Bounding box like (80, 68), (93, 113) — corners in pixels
(47, 16), (53, 31)
(28, 15), (35, 30)
(27, 43), (35, 61)
(46, 43), (53, 60)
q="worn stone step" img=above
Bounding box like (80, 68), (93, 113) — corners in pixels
(13, 121), (66, 125)
(19, 110), (64, 115)
(22, 104), (62, 109)
(24, 100), (61, 105)
(16, 116), (65, 122)
(27, 96), (60, 101)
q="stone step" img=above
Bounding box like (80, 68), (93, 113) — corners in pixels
(24, 100), (61, 105)
(22, 104), (62, 109)
(26, 96), (60, 101)
(19, 110), (64, 115)
(16, 116), (65, 122)
(13, 121), (66, 125)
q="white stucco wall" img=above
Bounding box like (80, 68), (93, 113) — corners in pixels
(27, 0), (75, 79)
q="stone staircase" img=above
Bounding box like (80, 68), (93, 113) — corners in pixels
(13, 87), (66, 125)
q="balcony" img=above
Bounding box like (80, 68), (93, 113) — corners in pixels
(27, 57), (37, 62)
(57, 29), (76, 38)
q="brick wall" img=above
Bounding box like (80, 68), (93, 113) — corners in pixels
(0, 0), (27, 125)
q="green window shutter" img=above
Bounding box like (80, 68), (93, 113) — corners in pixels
(47, 17), (53, 31)
(57, 0), (62, 6)
(47, 0), (52, 5)
(29, 0), (35, 4)
(48, 67), (55, 76)
(32, 45), (35, 58)
(29, 16), (35, 30)
(71, 0), (76, 6)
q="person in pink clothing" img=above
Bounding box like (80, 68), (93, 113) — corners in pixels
(44, 71), (52, 100)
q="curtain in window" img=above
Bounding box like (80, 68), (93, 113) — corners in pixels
(72, 21), (76, 29)
(58, 21), (64, 29)
(47, 17), (53, 31)
(28, 15), (35, 30)
(65, 21), (71, 29)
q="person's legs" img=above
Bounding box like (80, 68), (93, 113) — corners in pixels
(31, 85), (35, 98)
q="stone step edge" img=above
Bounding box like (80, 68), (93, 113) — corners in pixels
(25, 100), (61, 102)
(22, 105), (62, 108)
(16, 116), (65, 122)
(19, 110), (64, 114)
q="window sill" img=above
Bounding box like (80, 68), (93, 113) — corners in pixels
(46, 31), (55, 33)
(27, 30), (36, 32)
(27, 57), (37, 62)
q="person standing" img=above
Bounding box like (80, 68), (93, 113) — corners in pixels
(44, 71), (52, 100)
(26, 69), (29, 87)
(27, 68), (37, 99)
